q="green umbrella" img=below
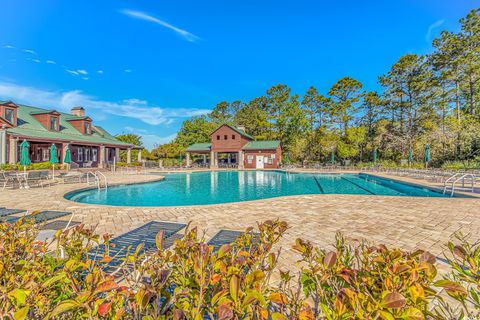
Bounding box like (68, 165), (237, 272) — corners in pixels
(285, 153), (289, 163)
(50, 144), (59, 179)
(424, 144), (431, 168)
(408, 147), (413, 165)
(20, 139), (31, 171)
(373, 148), (377, 163)
(64, 147), (71, 164)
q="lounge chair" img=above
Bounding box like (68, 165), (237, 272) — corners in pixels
(0, 207), (27, 217)
(0, 210), (72, 224)
(36, 213), (81, 242)
(23, 171), (50, 188)
(89, 221), (186, 273)
(208, 229), (260, 252)
(0, 171), (20, 190)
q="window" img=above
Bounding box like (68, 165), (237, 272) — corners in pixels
(4, 108), (14, 124)
(224, 135), (227, 140)
(50, 116), (58, 131)
(247, 154), (253, 164)
(85, 148), (90, 161)
(232, 135), (235, 139)
(217, 135), (220, 140)
(42, 148), (49, 161)
(78, 148), (83, 162)
(84, 122), (91, 134)
(92, 149), (98, 162)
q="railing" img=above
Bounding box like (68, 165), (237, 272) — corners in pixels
(443, 173), (476, 196)
(86, 171), (108, 190)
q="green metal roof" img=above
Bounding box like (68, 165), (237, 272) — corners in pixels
(5, 103), (134, 147)
(186, 143), (212, 152)
(242, 140), (281, 150)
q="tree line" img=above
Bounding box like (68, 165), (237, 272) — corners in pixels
(151, 9), (480, 167)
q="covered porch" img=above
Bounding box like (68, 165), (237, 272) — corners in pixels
(4, 135), (141, 169)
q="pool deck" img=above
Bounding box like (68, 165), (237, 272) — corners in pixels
(1, 169), (479, 272)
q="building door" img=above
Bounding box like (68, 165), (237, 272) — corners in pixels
(256, 155), (264, 169)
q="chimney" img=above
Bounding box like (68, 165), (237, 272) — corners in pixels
(237, 125), (246, 132)
(71, 106), (85, 117)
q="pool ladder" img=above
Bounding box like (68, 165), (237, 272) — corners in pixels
(443, 173), (475, 196)
(86, 171), (108, 190)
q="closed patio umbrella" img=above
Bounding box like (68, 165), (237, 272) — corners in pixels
(373, 148), (377, 164)
(64, 146), (71, 170)
(20, 139), (31, 173)
(408, 147), (413, 165)
(285, 153), (289, 163)
(424, 144), (431, 168)
(50, 144), (59, 179)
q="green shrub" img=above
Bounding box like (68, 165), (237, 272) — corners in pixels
(115, 161), (142, 167)
(441, 160), (480, 170)
(0, 218), (477, 319)
(0, 162), (62, 171)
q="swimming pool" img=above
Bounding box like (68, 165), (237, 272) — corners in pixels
(65, 171), (459, 207)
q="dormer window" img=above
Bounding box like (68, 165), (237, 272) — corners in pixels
(50, 116), (59, 131)
(5, 108), (14, 124)
(84, 122), (91, 134)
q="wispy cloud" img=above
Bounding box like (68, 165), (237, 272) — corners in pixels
(124, 126), (176, 149)
(97, 70), (104, 74)
(66, 69), (80, 76)
(26, 58), (41, 63)
(426, 19), (445, 43)
(82, 77), (89, 81)
(0, 81), (210, 126)
(46, 60), (56, 64)
(77, 69), (88, 75)
(124, 69), (132, 73)
(2, 45), (15, 49)
(120, 9), (200, 42)
(22, 49), (37, 55)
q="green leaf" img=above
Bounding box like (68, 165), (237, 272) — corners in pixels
(13, 306), (29, 320)
(50, 300), (80, 316)
(7, 289), (29, 307)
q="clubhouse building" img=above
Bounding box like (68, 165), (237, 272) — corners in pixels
(186, 124), (282, 169)
(0, 101), (141, 168)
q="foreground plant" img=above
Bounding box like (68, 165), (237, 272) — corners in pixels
(1, 218), (478, 319)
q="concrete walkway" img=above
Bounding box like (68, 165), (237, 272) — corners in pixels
(0, 170), (479, 271)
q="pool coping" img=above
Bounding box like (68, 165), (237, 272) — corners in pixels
(62, 170), (479, 208)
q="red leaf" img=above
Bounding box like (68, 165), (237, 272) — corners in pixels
(95, 280), (119, 294)
(382, 292), (406, 309)
(98, 302), (112, 317)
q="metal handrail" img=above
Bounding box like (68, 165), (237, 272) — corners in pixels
(96, 171), (108, 190)
(443, 173), (476, 196)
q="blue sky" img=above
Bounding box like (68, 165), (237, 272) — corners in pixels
(0, 0), (478, 149)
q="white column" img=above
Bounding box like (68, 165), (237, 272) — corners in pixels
(203, 154), (207, 165)
(210, 151), (215, 169)
(137, 149), (142, 162)
(61, 143), (69, 164)
(127, 148), (132, 164)
(186, 152), (191, 167)
(238, 151), (244, 169)
(8, 136), (17, 165)
(115, 147), (120, 161)
(0, 126), (7, 164)
(99, 145), (105, 168)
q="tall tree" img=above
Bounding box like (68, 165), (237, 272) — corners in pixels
(328, 77), (363, 136)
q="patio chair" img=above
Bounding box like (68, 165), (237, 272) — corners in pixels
(0, 171), (19, 190)
(207, 229), (260, 252)
(23, 171), (49, 188)
(83, 161), (93, 168)
(0, 210), (72, 224)
(0, 207), (27, 217)
(88, 221), (187, 274)
(36, 212), (81, 242)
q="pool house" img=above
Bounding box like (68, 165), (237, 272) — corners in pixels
(186, 124), (282, 169)
(0, 101), (141, 168)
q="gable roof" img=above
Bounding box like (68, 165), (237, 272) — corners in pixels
(211, 124), (254, 140)
(242, 140), (281, 150)
(4, 103), (136, 148)
(186, 143), (212, 152)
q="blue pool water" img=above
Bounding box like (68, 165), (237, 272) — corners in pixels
(65, 171), (458, 207)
